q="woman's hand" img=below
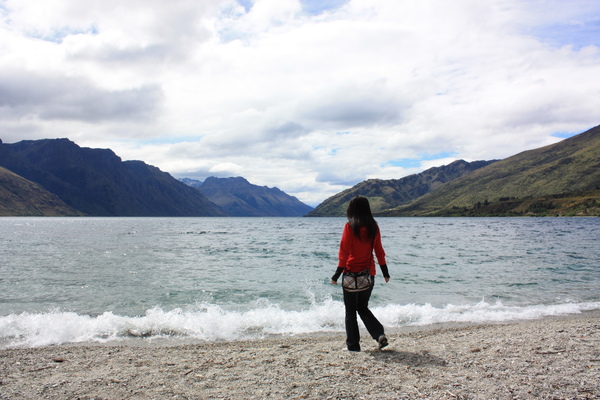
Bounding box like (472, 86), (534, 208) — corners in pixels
(331, 280), (338, 285)
(384, 277), (390, 283)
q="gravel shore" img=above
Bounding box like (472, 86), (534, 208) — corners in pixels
(1, 312), (599, 399)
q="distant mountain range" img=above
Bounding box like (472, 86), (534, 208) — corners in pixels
(0, 138), (314, 217)
(182, 176), (313, 217)
(311, 125), (600, 217)
(1, 125), (598, 217)
(382, 125), (600, 216)
(0, 138), (225, 216)
(307, 159), (496, 217)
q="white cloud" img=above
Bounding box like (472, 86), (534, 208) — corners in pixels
(1, 0), (599, 206)
(209, 161), (244, 176)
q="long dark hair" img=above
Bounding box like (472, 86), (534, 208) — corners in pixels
(346, 195), (378, 241)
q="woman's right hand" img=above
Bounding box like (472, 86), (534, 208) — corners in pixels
(331, 280), (338, 285)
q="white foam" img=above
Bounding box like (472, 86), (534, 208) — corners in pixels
(376, 300), (600, 326)
(1, 300), (598, 348)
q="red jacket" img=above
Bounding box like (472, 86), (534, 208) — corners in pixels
(338, 223), (387, 275)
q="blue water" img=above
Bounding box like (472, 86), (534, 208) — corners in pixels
(1, 217), (598, 348)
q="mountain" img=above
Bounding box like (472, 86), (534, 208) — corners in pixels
(0, 138), (226, 216)
(307, 160), (496, 217)
(382, 125), (600, 216)
(0, 166), (82, 216)
(184, 176), (314, 217)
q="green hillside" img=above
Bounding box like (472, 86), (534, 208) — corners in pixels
(307, 160), (495, 217)
(383, 125), (600, 216)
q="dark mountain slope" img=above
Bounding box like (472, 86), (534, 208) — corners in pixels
(185, 176), (313, 217)
(384, 125), (600, 216)
(307, 160), (495, 217)
(0, 139), (226, 216)
(0, 166), (81, 216)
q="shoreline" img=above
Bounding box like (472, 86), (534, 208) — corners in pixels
(1, 312), (599, 399)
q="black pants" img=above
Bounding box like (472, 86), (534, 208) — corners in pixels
(343, 279), (385, 351)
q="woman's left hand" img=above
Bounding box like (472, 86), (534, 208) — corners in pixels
(384, 277), (390, 283)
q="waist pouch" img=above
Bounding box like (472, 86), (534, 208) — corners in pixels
(342, 269), (373, 292)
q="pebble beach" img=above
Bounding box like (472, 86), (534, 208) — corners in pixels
(1, 312), (598, 400)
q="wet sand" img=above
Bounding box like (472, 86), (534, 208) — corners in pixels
(1, 312), (599, 399)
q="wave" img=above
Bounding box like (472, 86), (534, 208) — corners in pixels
(1, 299), (599, 348)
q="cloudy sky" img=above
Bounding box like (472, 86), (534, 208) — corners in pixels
(1, 0), (599, 206)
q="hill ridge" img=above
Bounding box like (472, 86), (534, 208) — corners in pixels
(0, 166), (82, 216)
(382, 125), (600, 216)
(184, 176), (314, 217)
(0, 138), (226, 216)
(307, 159), (496, 216)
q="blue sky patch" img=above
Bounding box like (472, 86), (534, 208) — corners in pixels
(235, 0), (348, 16)
(137, 136), (203, 146)
(237, 0), (253, 13)
(386, 159), (421, 169)
(386, 151), (457, 169)
(301, 0), (349, 16)
(27, 25), (98, 44)
(552, 131), (579, 139)
(527, 18), (600, 49)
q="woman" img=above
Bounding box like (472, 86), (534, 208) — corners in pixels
(331, 195), (390, 351)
